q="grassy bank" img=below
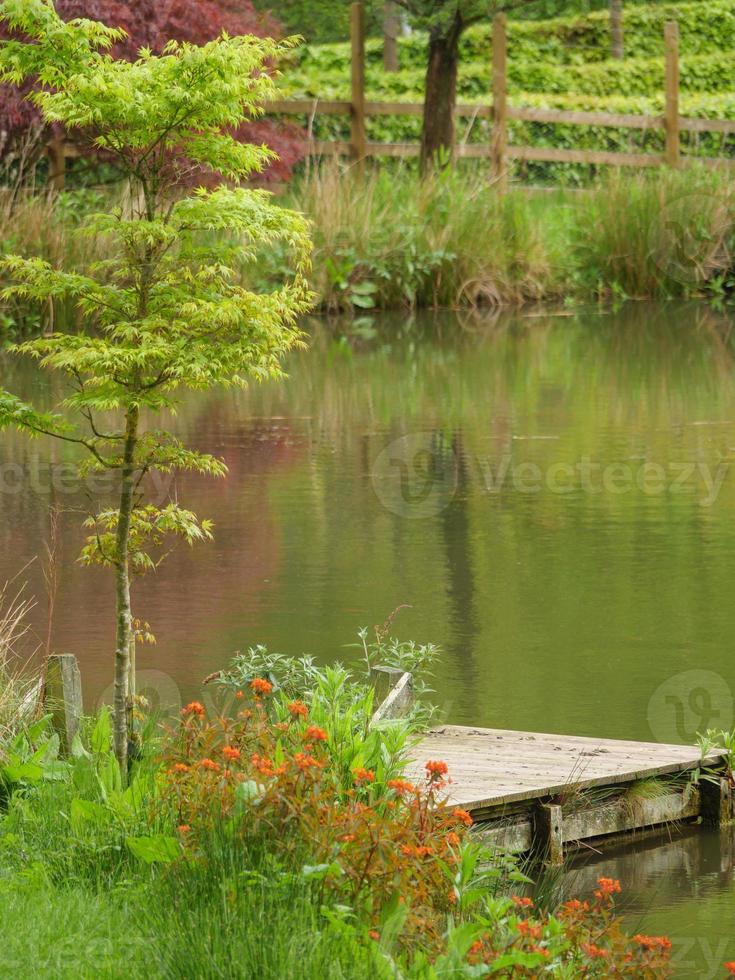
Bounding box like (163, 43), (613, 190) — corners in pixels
(1, 166), (733, 330)
(0, 613), (675, 978)
(270, 165), (735, 312)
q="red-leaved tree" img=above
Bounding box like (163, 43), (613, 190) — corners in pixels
(0, 0), (304, 181)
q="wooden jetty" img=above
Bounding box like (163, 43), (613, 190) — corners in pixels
(406, 725), (731, 864)
(41, 658), (734, 864)
(367, 668), (733, 864)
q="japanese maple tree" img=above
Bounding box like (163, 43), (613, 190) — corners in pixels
(0, 0), (313, 772)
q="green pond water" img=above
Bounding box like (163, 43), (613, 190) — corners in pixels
(2, 302), (735, 973)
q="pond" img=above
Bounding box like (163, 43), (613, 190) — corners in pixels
(2, 301), (735, 972)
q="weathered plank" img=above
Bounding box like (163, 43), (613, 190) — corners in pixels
(409, 725), (723, 810)
(371, 670), (413, 725)
(507, 106), (661, 130)
(508, 145), (663, 167)
(45, 653), (83, 752)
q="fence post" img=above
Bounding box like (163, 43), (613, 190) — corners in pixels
(46, 139), (66, 192)
(664, 21), (680, 168)
(351, 2), (367, 176)
(45, 653), (83, 752)
(383, 1), (400, 73)
(491, 13), (508, 192)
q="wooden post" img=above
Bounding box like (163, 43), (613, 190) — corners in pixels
(535, 803), (564, 866)
(46, 139), (66, 192)
(664, 21), (680, 168)
(45, 654), (83, 752)
(701, 776), (733, 826)
(351, 2), (367, 176)
(369, 665), (405, 704)
(383, 1), (400, 73)
(491, 13), (508, 192)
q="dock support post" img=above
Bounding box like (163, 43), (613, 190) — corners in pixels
(45, 653), (83, 752)
(535, 803), (564, 866)
(701, 777), (733, 826)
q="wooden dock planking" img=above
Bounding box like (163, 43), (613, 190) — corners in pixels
(408, 725), (724, 812)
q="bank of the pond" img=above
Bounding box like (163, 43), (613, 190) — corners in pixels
(2, 167), (734, 335)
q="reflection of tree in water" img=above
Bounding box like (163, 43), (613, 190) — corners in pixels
(438, 429), (482, 721)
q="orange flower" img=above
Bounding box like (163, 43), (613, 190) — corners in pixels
(594, 877), (621, 899)
(222, 746), (241, 761)
(453, 808), (473, 827)
(562, 899), (589, 913)
(235, 691), (244, 700)
(517, 921), (542, 940)
(387, 778), (416, 794)
(177, 824), (191, 834)
(634, 935), (672, 951)
(511, 896), (534, 909)
(288, 700), (309, 718)
(468, 940), (483, 957)
(251, 753), (275, 776)
(447, 888), (457, 904)
(200, 758), (221, 772)
(369, 930), (380, 942)
(294, 751), (323, 772)
(445, 831), (460, 847)
(725, 964), (735, 976)
(305, 725), (328, 742)
(171, 762), (190, 774)
(582, 943), (609, 959)
(340, 834), (356, 843)
(353, 767), (375, 784)
(250, 677), (273, 696)
(182, 701), (205, 718)
(425, 760), (449, 779)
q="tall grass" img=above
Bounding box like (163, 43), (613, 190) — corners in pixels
(1, 166), (733, 332)
(273, 163), (735, 310)
(0, 582), (38, 745)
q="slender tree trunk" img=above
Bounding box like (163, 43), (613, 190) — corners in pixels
(113, 405), (139, 776)
(610, 0), (624, 59)
(420, 11), (463, 175)
(383, 1), (399, 72)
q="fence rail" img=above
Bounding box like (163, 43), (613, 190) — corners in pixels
(261, 3), (735, 179)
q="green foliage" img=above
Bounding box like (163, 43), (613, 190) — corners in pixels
(278, 0), (735, 181)
(0, 0), (314, 768)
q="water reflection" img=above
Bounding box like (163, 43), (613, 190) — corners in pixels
(565, 827), (735, 977)
(1, 302), (735, 740)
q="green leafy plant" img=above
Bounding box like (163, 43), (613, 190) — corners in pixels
(0, 0), (313, 773)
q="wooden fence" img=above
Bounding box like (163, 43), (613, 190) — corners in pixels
(263, 3), (735, 182)
(45, 2), (735, 190)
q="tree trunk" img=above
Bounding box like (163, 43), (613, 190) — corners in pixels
(383, 1), (399, 72)
(113, 405), (139, 777)
(420, 12), (463, 174)
(610, 0), (624, 59)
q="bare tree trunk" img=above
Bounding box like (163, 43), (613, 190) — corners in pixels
(113, 405), (139, 777)
(383, 1), (399, 72)
(610, 0), (624, 59)
(420, 11), (463, 174)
